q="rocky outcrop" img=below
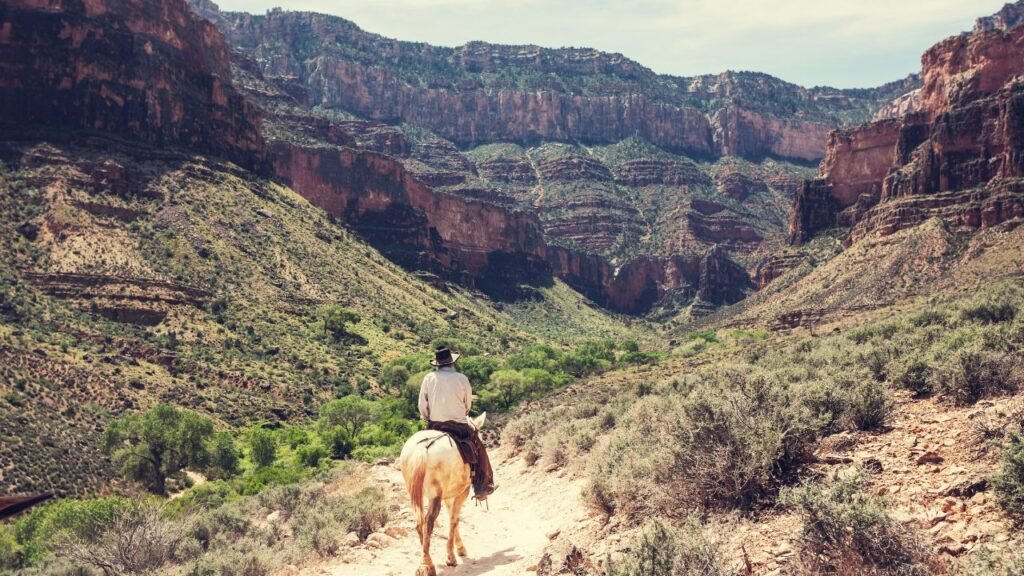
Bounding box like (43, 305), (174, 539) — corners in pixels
(269, 141), (553, 298)
(0, 0), (266, 171)
(613, 159), (711, 187)
(790, 8), (1024, 245)
(189, 2), (910, 164)
(548, 247), (752, 314)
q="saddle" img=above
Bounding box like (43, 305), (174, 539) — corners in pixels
(424, 421), (479, 466)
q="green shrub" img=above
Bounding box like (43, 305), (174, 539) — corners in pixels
(210, 432), (241, 478)
(781, 474), (930, 575)
(932, 347), (1021, 404)
(993, 432), (1024, 523)
(9, 497), (130, 568)
(846, 380), (892, 431)
(170, 481), (237, 517)
(956, 548), (1024, 576)
(589, 365), (818, 516)
(297, 443), (329, 468)
(249, 429), (276, 468)
(962, 301), (1016, 324)
(892, 358), (932, 396)
(0, 525), (23, 570)
(608, 520), (725, 576)
(238, 464), (306, 495)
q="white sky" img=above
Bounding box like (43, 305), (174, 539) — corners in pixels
(215, 0), (1008, 88)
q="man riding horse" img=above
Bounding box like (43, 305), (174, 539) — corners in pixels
(418, 347), (496, 500)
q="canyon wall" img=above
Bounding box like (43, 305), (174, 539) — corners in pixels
(192, 4), (909, 165)
(790, 12), (1024, 245)
(0, 0), (265, 171)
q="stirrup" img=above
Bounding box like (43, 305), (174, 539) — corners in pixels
(473, 485), (496, 500)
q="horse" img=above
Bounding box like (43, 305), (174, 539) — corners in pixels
(399, 413), (487, 576)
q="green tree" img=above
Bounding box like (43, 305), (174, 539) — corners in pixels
(486, 369), (527, 411)
(319, 396), (378, 458)
(104, 404), (214, 495)
(318, 305), (361, 341)
(460, 355), (499, 387)
(209, 431), (240, 477)
(249, 429), (277, 468)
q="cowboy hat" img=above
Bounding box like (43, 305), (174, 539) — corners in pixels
(430, 347), (461, 366)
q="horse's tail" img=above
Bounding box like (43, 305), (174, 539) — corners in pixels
(405, 449), (428, 542)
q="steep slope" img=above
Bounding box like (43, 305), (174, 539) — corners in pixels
(187, 1), (914, 315)
(0, 0), (637, 497)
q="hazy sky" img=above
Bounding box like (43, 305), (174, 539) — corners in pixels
(216, 0), (1006, 88)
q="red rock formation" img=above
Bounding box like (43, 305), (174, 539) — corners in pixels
(790, 10), (1024, 245)
(547, 247), (752, 314)
(190, 4), (905, 164)
(269, 141), (552, 297)
(0, 0), (265, 171)
(713, 106), (832, 162)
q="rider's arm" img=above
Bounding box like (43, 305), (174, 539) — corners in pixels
(463, 374), (472, 415)
(418, 373), (432, 422)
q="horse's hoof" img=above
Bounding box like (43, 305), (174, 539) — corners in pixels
(416, 566), (436, 576)
(446, 558), (458, 567)
(458, 547), (468, 558)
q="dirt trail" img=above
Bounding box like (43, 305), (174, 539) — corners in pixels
(313, 452), (591, 576)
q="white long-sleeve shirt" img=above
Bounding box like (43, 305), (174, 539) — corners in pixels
(419, 367), (471, 424)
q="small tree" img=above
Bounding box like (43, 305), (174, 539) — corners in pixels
(209, 432), (240, 477)
(319, 396), (378, 458)
(249, 429), (277, 468)
(487, 370), (527, 411)
(318, 305), (360, 342)
(104, 404), (214, 495)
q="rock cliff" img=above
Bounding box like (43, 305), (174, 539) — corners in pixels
(0, 0), (266, 172)
(789, 6), (1024, 246)
(189, 3), (909, 164)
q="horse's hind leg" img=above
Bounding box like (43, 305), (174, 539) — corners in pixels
(418, 496), (442, 576)
(451, 487), (470, 559)
(443, 497), (459, 567)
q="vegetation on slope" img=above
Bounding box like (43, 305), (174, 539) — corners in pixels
(503, 281), (1024, 573)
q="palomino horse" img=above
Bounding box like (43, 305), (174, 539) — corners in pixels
(400, 413), (487, 576)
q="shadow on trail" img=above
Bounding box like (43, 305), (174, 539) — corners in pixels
(445, 547), (521, 575)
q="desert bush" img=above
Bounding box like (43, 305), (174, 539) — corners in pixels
(186, 545), (272, 576)
(932, 347), (1021, 404)
(588, 365), (818, 517)
(961, 298), (1017, 325)
(296, 442), (329, 468)
(342, 488), (389, 540)
(293, 507), (342, 557)
(781, 474), (930, 575)
(891, 357), (932, 396)
(910, 308), (948, 328)
(956, 548), (1024, 576)
(55, 500), (183, 576)
(845, 379), (892, 431)
(993, 432), (1024, 523)
(608, 520), (725, 576)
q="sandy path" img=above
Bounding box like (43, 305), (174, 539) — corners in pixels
(312, 454), (589, 576)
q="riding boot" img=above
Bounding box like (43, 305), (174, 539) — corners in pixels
(471, 433), (495, 499)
